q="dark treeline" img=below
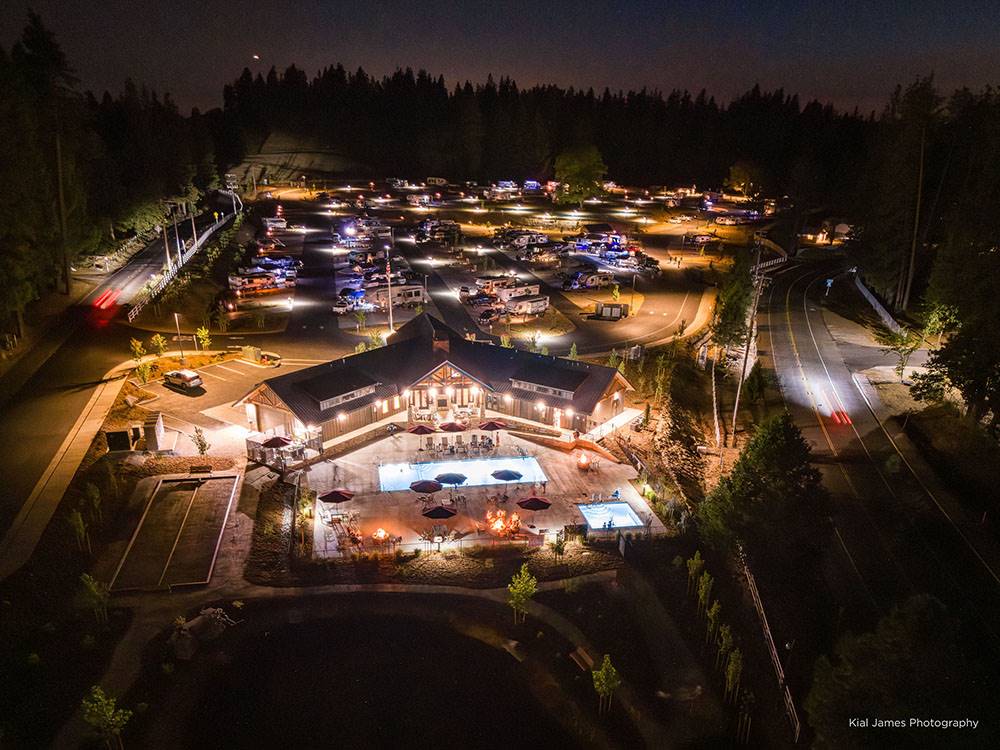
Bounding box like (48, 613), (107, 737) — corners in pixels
(0, 13), (221, 335)
(221, 63), (870, 198)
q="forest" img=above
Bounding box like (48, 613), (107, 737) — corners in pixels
(2, 11), (1000, 428)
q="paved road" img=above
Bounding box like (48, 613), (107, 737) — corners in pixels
(759, 258), (1000, 688)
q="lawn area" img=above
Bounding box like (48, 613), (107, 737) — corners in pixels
(122, 594), (643, 750)
(506, 305), (575, 339)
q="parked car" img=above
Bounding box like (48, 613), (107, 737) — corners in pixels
(479, 308), (503, 323)
(163, 369), (204, 391)
(331, 299), (352, 315)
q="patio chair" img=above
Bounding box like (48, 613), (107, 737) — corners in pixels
(470, 434), (478, 448)
(425, 436), (434, 451)
(456, 434), (464, 446)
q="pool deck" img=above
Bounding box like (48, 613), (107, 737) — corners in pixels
(304, 432), (666, 556)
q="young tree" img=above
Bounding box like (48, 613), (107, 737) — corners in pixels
(592, 654), (621, 715)
(190, 426), (210, 456)
(549, 534), (566, 561)
(711, 252), (753, 349)
(354, 309), (367, 331)
(554, 145), (607, 207)
(686, 550), (705, 596)
(80, 573), (109, 624)
(725, 647), (743, 703)
(83, 481), (103, 524)
(67, 508), (91, 553)
(81, 685), (132, 750)
(706, 599), (722, 644)
(499, 334), (513, 348)
(697, 570), (714, 616)
(149, 333), (168, 356)
(195, 326), (212, 350)
(611, 283), (620, 301)
(134, 362), (152, 384)
(507, 563), (537, 623)
(716, 623), (734, 671)
(128, 338), (146, 364)
(875, 326), (924, 381)
(367, 329), (385, 348)
(567, 342), (578, 361)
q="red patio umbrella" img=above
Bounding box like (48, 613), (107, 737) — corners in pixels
(517, 496), (551, 511)
(319, 488), (355, 504)
(410, 479), (443, 495)
(478, 420), (508, 431)
(407, 424), (437, 435)
(422, 505), (457, 519)
(439, 421), (466, 432)
(261, 435), (292, 449)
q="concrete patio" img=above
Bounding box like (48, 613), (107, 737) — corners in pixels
(304, 431), (666, 556)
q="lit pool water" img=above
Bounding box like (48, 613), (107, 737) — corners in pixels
(577, 501), (643, 529)
(378, 456), (547, 492)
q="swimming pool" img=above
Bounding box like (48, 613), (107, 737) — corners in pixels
(378, 456), (547, 492)
(577, 502), (643, 530)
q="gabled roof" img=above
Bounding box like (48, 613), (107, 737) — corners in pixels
(249, 314), (626, 424)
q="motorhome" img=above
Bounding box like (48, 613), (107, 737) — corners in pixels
(369, 284), (427, 309)
(229, 271), (279, 293)
(505, 295), (549, 316)
(496, 283), (541, 303)
(426, 177), (448, 186)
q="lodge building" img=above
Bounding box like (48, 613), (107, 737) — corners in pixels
(239, 314), (631, 447)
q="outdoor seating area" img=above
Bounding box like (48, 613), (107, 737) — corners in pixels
(306, 430), (666, 558)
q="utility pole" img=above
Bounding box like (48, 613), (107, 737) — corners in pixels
(174, 312), (185, 364)
(901, 125), (926, 312)
(55, 129), (70, 295)
(162, 225), (172, 272)
(172, 207), (183, 267)
(730, 244), (763, 444)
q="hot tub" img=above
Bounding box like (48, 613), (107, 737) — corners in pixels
(577, 501), (643, 530)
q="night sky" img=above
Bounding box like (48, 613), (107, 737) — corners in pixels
(2, 0), (998, 114)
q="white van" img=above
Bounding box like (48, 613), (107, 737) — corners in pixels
(262, 217), (287, 230)
(506, 295), (549, 316)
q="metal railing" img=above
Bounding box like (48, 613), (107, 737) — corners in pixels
(751, 256), (787, 273)
(853, 275), (902, 334)
(127, 215), (230, 323)
(740, 549), (801, 743)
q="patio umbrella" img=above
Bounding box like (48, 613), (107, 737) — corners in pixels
(318, 488), (355, 504)
(410, 479), (443, 495)
(491, 469), (522, 483)
(434, 472), (467, 487)
(478, 419), (507, 446)
(261, 435), (292, 449)
(422, 505), (457, 519)
(407, 424), (437, 435)
(517, 496), (551, 511)
(439, 421), (466, 432)
(478, 420), (508, 431)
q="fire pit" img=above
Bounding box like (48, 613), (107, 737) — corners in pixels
(576, 451), (591, 471)
(486, 509), (521, 537)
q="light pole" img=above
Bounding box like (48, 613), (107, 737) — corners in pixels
(630, 273), (637, 311)
(174, 312), (185, 364)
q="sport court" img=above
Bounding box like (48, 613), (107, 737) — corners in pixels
(110, 474), (239, 591)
